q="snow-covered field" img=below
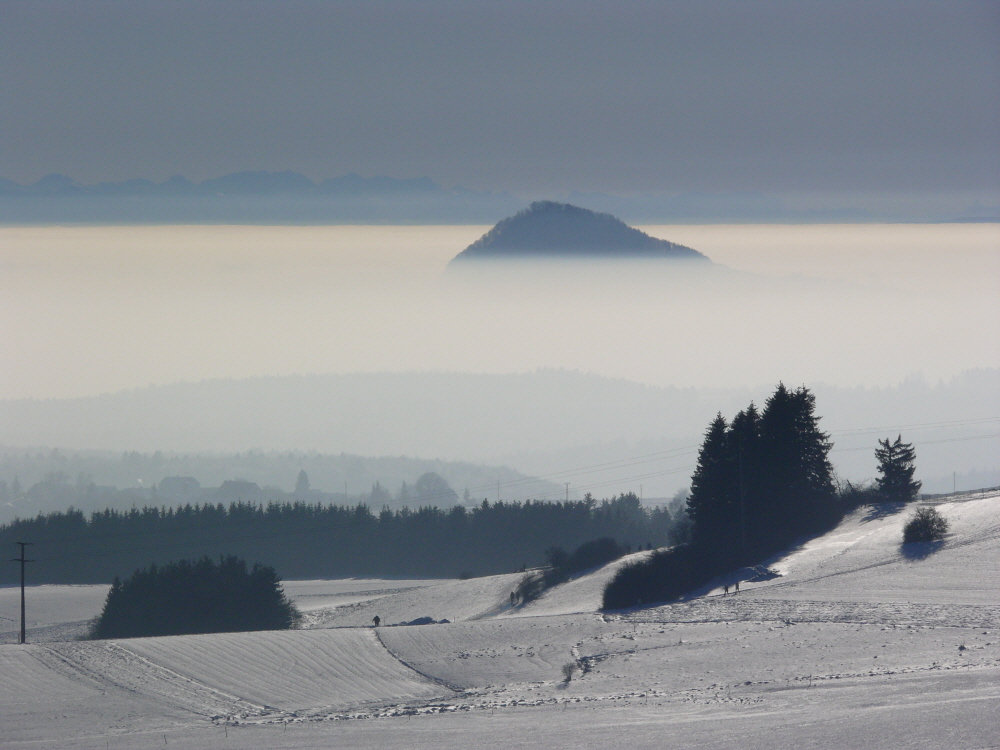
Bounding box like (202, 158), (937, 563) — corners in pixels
(2, 492), (999, 749)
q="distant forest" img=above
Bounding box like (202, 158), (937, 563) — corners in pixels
(0, 447), (554, 523)
(0, 494), (684, 584)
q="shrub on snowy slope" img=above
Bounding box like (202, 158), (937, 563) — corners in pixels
(89, 555), (300, 639)
(903, 506), (949, 543)
(544, 537), (625, 578)
(515, 537), (627, 603)
(838, 479), (880, 509)
(602, 544), (708, 608)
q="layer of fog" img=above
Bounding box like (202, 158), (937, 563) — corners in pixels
(1, 223), (997, 506)
(1, 223), (997, 400)
(2, 369), (997, 511)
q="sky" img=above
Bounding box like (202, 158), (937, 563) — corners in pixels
(1, 0), (998, 199)
(0, 1), (998, 474)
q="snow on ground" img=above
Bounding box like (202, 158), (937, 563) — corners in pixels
(733, 493), (1000, 605)
(0, 583), (108, 644)
(0, 578), (442, 642)
(283, 578), (441, 612)
(2, 492), (999, 749)
(503, 549), (655, 618)
(302, 571), (525, 628)
(123, 628), (444, 713)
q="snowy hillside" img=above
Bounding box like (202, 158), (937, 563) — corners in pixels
(2, 491), (999, 749)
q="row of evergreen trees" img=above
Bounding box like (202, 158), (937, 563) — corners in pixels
(686, 384), (840, 560)
(604, 384), (842, 608)
(2, 493), (681, 584)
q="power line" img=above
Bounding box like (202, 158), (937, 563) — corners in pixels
(829, 416), (1000, 437)
(832, 432), (1000, 453)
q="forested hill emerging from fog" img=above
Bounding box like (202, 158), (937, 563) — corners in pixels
(451, 201), (708, 261)
(2, 369), (997, 499)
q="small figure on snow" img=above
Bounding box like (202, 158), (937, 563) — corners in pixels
(734, 581), (740, 594)
(723, 583), (729, 596)
(510, 591), (516, 606)
(372, 615), (381, 627)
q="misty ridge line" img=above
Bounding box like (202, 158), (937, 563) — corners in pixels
(3, 397), (997, 582)
(1, 369), (997, 499)
(3, 171), (995, 224)
(449, 201), (709, 262)
(3, 418), (994, 502)
(2, 365), (994, 409)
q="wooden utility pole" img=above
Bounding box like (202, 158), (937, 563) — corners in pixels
(11, 542), (34, 644)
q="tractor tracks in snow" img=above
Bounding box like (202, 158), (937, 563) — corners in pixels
(371, 626), (464, 694)
(622, 598), (1000, 629)
(33, 640), (279, 722)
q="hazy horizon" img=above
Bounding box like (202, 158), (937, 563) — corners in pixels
(2, 2), (997, 503)
(2, 221), (997, 504)
(2, 222), (996, 401)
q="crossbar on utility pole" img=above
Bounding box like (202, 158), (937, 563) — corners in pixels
(11, 542), (34, 644)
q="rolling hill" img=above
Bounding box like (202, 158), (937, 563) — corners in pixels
(2, 490), (998, 748)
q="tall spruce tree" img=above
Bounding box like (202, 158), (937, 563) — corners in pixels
(758, 384), (837, 547)
(686, 414), (736, 553)
(875, 435), (921, 502)
(728, 403), (761, 554)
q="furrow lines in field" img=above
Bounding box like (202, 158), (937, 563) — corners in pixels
(40, 640), (272, 721)
(626, 599), (1000, 628)
(122, 628), (446, 712)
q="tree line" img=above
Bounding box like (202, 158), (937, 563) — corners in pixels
(2, 493), (682, 584)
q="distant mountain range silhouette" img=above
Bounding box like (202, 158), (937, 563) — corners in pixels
(2, 173), (992, 224)
(0, 171), (520, 224)
(0, 171), (446, 197)
(451, 201), (709, 261)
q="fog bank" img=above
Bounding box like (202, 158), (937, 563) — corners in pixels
(2, 223), (997, 399)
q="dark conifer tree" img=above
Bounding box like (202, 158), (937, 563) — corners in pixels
(875, 435), (921, 502)
(758, 384), (837, 547)
(686, 414), (736, 553)
(728, 403), (761, 554)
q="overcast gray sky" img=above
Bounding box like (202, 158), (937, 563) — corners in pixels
(1, 0), (997, 195)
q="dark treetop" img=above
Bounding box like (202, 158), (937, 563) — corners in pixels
(450, 201), (709, 262)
